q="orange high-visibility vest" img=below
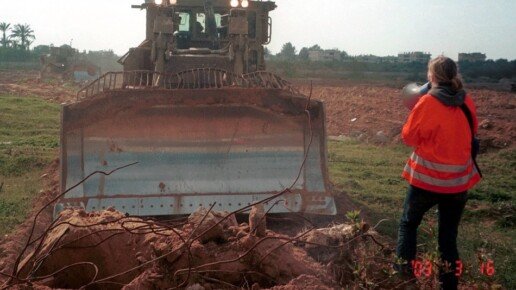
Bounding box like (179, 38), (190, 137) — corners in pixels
(401, 94), (481, 193)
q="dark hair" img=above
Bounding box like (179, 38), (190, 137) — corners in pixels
(428, 56), (463, 91)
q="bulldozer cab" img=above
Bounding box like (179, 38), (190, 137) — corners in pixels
(56, 0), (337, 218)
(119, 0), (274, 76)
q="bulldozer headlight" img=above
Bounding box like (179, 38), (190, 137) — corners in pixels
(230, 0), (239, 7)
(241, 0), (249, 8)
(155, 0), (163, 5)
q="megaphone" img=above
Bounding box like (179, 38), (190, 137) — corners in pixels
(401, 82), (431, 110)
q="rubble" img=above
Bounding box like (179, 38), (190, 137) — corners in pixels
(249, 204), (267, 237)
(6, 208), (360, 289)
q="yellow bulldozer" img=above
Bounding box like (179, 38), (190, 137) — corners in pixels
(55, 0), (336, 217)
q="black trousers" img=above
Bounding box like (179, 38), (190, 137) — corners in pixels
(396, 185), (467, 290)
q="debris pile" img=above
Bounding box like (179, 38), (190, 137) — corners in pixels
(1, 205), (392, 289)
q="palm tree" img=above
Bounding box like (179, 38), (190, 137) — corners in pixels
(0, 22), (10, 48)
(10, 24), (35, 50)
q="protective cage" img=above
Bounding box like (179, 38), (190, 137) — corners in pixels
(56, 73), (336, 217)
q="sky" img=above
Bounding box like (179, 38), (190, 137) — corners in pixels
(1, 0), (515, 60)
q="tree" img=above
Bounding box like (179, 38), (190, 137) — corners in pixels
(0, 22), (10, 48)
(263, 47), (271, 57)
(10, 24), (35, 50)
(309, 44), (321, 51)
(298, 47), (309, 61)
(278, 42), (296, 60)
(33, 44), (51, 55)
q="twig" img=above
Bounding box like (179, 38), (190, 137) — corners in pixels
(201, 276), (239, 289)
(362, 234), (386, 251)
(372, 219), (390, 230)
(9, 162), (138, 284)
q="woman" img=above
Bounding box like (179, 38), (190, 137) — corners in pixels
(396, 56), (481, 289)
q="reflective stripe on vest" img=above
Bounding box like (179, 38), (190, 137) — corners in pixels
(410, 152), (471, 173)
(403, 163), (478, 187)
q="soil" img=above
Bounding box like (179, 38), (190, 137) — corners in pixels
(294, 80), (515, 150)
(0, 156), (375, 289)
(1, 204), (382, 289)
(0, 70), (78, 103)
(0, 71), (513, 289)
(2, 70), (514, 149)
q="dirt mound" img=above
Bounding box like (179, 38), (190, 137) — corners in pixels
(5, 208), (337, 289)
(297, 82), (516, 150)
(266, 274), (332, 290)
(0, 159), (60, 278)
(0, 70), (78, 103)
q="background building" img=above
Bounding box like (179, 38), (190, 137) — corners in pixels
(458, 53), (487, 62)
(308, 49), (341, 62)
(397, 52), (431, 63)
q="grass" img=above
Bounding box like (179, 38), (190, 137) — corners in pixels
(0, 93), (514, 287)
(0, 94), (60, 235)
(328, 139), (515, 288)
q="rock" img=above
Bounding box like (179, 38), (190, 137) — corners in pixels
(186, 284), (205, 290)
(357, 133), (368, 142)
(266, 274), (333, 290)
(249, 204), (266, 237)
(375, 130), (388, 143)
(301, 224), (356, 248)
(480, 119), (493, 129)
(236, 230), (248, 239)
(188, 207), (238, 243)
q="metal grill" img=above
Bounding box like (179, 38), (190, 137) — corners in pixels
(76, 69), (300, 101)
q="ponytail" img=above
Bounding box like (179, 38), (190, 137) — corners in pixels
(451, 75), (464, 91)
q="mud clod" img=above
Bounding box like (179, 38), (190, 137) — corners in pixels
(2, 206), (388, 289)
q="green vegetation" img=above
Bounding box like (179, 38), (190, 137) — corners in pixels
(0, 21), (38, 63)
(0, 93), (513, 286)
(329, 139), (515, 288)
(0, 95), (59, 234)
(1, 21), (120, 71)
(268, 42), (516, 82)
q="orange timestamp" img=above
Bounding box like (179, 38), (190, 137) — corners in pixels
(410, 259), (495, 277)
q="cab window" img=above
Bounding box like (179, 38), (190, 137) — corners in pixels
(178, 12), (190, 32)
(215, 14), (222, 27)
(196, 13), (206, 34)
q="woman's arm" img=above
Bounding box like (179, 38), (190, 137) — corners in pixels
(465, 96), (479, 135)
(402, 96), (432, 147)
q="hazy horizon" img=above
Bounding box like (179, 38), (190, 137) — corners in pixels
(1, 0), (515, 60)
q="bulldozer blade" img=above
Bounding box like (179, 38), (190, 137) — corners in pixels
(56, 88), (336, 217)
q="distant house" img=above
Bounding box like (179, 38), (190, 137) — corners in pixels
(342, 55), (398, 64)
(398, 52), (431, 63)
(308, 49), (341, 62)
(379, 56), (398, 63)
(354, 55), (380, 63)
(458, 53), (486, 62)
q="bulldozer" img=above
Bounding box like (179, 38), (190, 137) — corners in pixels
(40, 45), (100, 82)
(55, 0), (336, 218)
